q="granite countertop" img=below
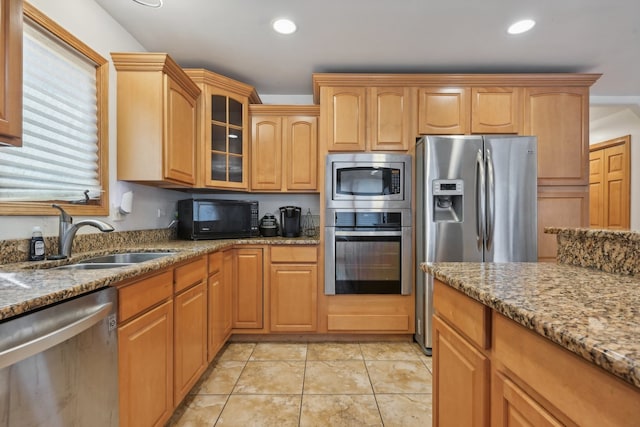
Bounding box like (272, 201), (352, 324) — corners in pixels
(422, 262), (640, 389)
(0, 236), (319, 322)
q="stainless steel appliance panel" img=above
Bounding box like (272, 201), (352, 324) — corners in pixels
(0, 287), (118, 427)
(483, 136), (538, 262)
(415, 135), (538, 355)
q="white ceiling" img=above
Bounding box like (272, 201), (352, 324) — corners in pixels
(94, 0), (640, 99)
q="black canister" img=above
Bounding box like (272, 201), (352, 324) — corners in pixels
(259, 214), (279, 237)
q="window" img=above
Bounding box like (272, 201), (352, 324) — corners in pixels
(0, 3), (108, 216)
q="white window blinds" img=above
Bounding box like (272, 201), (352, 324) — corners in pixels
(0, 20), (101, 202)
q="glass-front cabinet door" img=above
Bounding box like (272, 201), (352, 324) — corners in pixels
(207, 90), (248, 188)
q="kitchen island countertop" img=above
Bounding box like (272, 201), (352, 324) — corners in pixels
(0, 236), (319, 322)
(422, 261), (640, 389)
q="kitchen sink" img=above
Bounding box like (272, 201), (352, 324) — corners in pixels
(51, 252), (176, 270)
(53, 263), (133, 270)
(80, 252), (176, 264)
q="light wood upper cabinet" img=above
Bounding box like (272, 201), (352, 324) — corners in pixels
(417, 87), (470, 135)
(185, 68), (261, 190)
(0, 0), (22, 147)
(524, 86), (590, 185)
(418, 86), (521, 135)
(250, 105), (318, 191)
(323, 86), (367, 151)
(322, 86), (412, 152)
(471, 87), (522, 134)
(112, 53), (200, 187)
(369, 87), (412, 151)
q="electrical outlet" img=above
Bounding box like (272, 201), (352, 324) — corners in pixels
(157, 208), (166, 218)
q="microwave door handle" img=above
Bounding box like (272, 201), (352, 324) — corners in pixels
(475, 149), (485, 251)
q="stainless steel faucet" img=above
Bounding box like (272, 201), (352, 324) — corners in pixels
(52, 204), (115, 258)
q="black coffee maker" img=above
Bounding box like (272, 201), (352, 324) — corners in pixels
(279, 206), (302, 237)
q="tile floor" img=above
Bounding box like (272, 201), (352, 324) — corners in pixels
(169, 341), (433, 427)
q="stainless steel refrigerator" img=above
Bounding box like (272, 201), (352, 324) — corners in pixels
(415, 135), (538, 355)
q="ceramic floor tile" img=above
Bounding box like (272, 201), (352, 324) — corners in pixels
(306, 342), (363, 360)
(216, 394), (301, 427)
(249, 342), (307, 361)
(376, 393), (433, 427)
(172, 395), (228, 427)
(218, 343), (256, 362)
(300, 395), (383, 427)
(360, 342), (422, 361)
(193, 361), (246, 395)
(366, 360), (433, 394)
(304, 360), (373, 394)
(233, 361), (305, 394)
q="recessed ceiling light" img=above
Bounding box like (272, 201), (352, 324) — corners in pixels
(132, 0), (163, 7)
(273, 18), (297, 35)
(507, 19), (536, 35)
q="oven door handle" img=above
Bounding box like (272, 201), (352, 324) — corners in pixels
(334, 230), (402, 237)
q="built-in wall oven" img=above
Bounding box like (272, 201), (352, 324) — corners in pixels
(325, 153), (412, 295)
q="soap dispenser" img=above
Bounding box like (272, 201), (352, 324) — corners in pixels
(29, 226), (46, 261)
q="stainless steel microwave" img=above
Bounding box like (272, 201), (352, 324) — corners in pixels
(177, 199), (259, 240)
(326, 153), (412, 209)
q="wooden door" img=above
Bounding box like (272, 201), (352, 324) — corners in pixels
(323, 87), (366, 151)
(524, 87), (589, 186)
(164, 75), (197, 185)
(270, 264), (318, 332)
(284, 115), (318, 190)
(589, 135), (631, 229)
(433, 314), (490, 427)
(369, 87), (412, 151)
(471, 87), (522, 134)
(207, 252), (225, 361)
(118, 300), (174, 427)
(232, 248), (264, 329)
(251, 115), (283, 190)
(589, 149), (605, 227)
(174, 282), (207, 405)
(0, 0), (22, 146)
(222, 250), (234, 336)
(417, 87), (470, 135)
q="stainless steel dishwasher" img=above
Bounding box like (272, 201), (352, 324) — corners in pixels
(0, 287), (118, 426)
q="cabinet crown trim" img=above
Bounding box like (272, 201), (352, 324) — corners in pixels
(312, 73), (601, 103)
(111, 52), (201, 99)
(184, 68), (261, 103)
(249, 105), (319, 115)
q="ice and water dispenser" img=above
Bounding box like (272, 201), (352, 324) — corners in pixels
(432, 179), (464, 222)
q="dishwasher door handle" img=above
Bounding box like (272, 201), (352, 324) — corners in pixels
(0, 301), (112, 370)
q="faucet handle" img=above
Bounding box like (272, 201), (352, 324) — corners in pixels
(51, 204), (72, 223)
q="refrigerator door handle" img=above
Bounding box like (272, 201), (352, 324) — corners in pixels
(475, 149), (485, 251)
(486, 149), (495, 251)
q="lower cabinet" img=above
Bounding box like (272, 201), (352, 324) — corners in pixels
(207, 250), (232, 361)
(232, 247), (264, 329)
(117, 257), (208, 427)
(270, 246), (318, 332)
(118, 291), (174, 427)
(173, 281), (207, 404)
(434, 279), (640, 427)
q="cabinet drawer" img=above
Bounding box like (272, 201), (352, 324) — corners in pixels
(271, 245), (317, 263)
(433, 280), (490, 349)
(175, 256), (206, 293)
(208, 251), (223, 275)
(118, 270), (173, 323)
(493, 312), (640, 426)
